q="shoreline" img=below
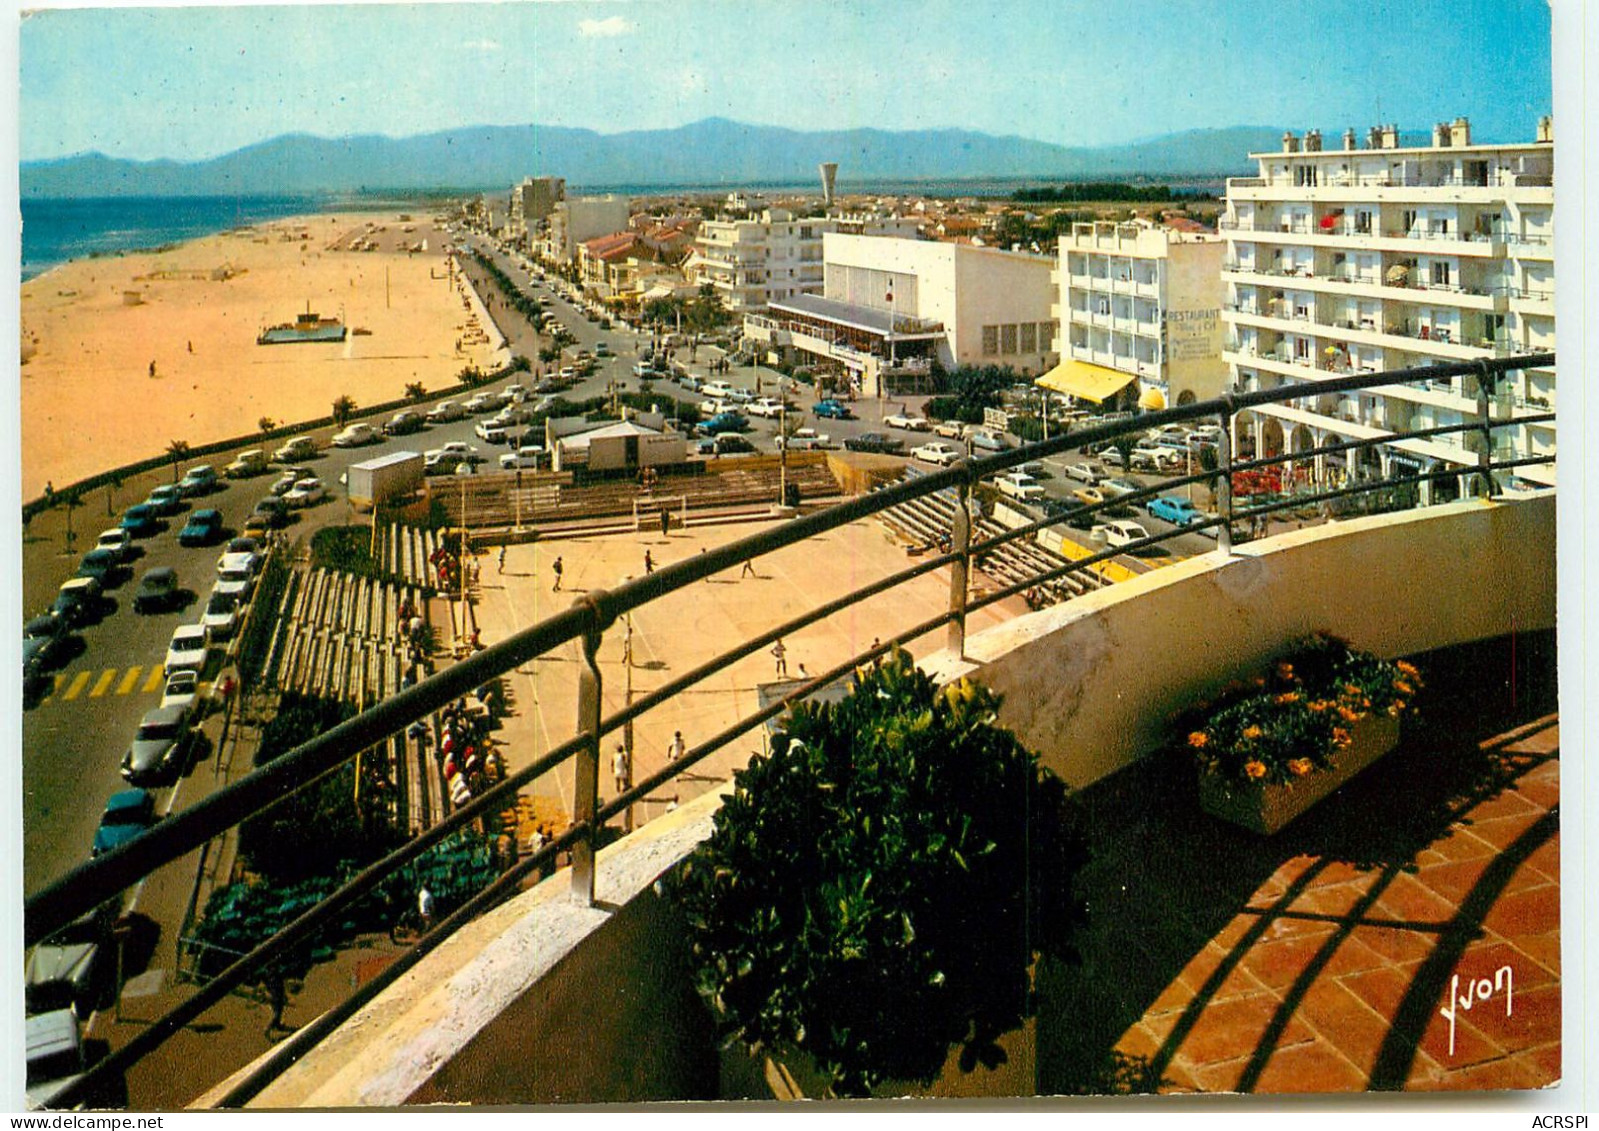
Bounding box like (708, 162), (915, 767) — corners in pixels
(19, 209), (495, 498)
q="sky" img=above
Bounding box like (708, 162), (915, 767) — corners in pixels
(17, 0), (1556, 164)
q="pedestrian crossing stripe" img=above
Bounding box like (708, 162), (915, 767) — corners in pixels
(143, 667), (166, 693)
(41, 665), (196, 703)
(59, 671), (91, 701)
(117, 667), (143, 695)
(88, 669), (117, 698)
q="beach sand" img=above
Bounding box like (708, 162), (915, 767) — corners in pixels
(19, 212), (498, 498)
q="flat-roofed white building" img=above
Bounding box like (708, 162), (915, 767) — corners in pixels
(544, 196), (632, 263)
(745, 233), (1056, 397)
(1044, 221), (1226, 413)
(691, 209), (834, 315)
(1221, 116), (1555, 499)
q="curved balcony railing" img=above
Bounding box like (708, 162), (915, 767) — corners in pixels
(26, 353), (1555, 1110)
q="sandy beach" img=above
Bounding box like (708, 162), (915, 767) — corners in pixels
(19, 211), (498, 498)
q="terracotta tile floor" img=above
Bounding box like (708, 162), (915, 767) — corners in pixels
(1037, 635), (1560, 1095)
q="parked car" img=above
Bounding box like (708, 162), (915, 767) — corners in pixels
(1099, 477), (1143, 500)
(25, 907), (113, 1015)
(1093, 520), (1152, 549)
(200, 589), (242, 640)
(967, 429), (1010, 453)
(92, 789), (157, 856)
(884, 413), (931, 432)
(283, 478), (328, 508)
(700, 380), (735, 400)
(164, 623), (210, 677)
(499, 445), (545, 471)
(119, 503), (161, 539)
(932, 419), (965, 438)
(474, 420), (509, 444)
(121, 704), (200, 785)
(160, 669), (201, 712)
(270, 466), (312, 496)
(1148, 496), (1201, 526)
(272, 435), (318, 463)
(143, 484), (185, 516)
(696, 433), (756, 456)
(996, 472), (1046, 501)
(498, 383), (530, 404)
(697, 398), (730, 417)
(331, 423), (379, 448)
(425, 401), (464, 424)
(844, 432), (905, 454)
(462, 392), (499, 415)
(911, 441), (961, 466)
(52, 577), (103, 627)
(776, 428), (834, 452)
(813, 399), (854, 420)
(75, 548), (123, 586)
(385, 410), (427, 436)
(747, 398), (787, 419)
(222, 536), (264, 567)
(247, 496), (290, 531)
(1072, 487), (1106, 507)
(696, 411), (749, 436)
(177, 464), (219, 496)
(177, 508), (224, 547)
(1064, 462), (1102, 485)
(95, 527), (134, 561)
(132, 567), (180, 613)
(225, 449), (269, 479)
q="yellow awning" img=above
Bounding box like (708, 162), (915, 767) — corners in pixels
(1036, 360), (1139, 404)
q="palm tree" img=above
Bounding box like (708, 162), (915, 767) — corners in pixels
(104, 473), (123, 516)
(259, 416), (277, 436)
(405, 382), (427, 403)
(61, 489), (81, 553)
(332, 395), (357, 427)
(166, 439), (191, 483)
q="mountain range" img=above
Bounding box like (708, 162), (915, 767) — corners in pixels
(21, 119), (1303, 199)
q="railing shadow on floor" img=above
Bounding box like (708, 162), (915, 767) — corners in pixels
(1032, 630), (1558, 1095)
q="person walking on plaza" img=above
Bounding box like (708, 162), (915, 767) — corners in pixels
(417, 886), (435, 932)
(498, 545), (507, 574)
(644, 549), (654, 574)
(613, 742), (630, 796)
(552, 555), (563, 591)
(264, 970), (288, 1038)
(741, 557), (757, 579)
(771, 638), (788, 677)
(659, 506), (671, 537)
(668, 730), (685, 764)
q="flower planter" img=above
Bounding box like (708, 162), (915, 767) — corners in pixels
(1198, 714), (1400, 835)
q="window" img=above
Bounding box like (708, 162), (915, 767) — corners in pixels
(982, 325), (999, 355)
(1294, 337), (1310, 360)
(1354, 210), (1373, 234)
(1001, 325), (1019, 355)
(1040, 322), (1056, 351)
(1020, 323), (1037, 352)
(1430, 260), (1452, 287)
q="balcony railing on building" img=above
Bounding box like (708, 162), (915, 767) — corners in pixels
(25, 353), (1556, 1111)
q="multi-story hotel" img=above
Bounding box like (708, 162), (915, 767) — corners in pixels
(1046, 221), (1226, 411)
(1220, 117), (1555, 498)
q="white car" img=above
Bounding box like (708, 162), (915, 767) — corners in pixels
(911, 442), (962, 466)
(933, 420), (965, 439)
(331, 423), (379, 448)
(164, 623), (210, 677)
(270, 466), (312, 496)
(1093, 520), (1152, 549)
(499, 445), (544, 471)
(215, 549), (263, 579)
(558, 366), (576, 381)
(1064, 463), (1102, 485)
(201, 588), (242, 640)
(95, 528), (133, 561)
(272, 436), (317, 463)
(747, 398), (787, 419)
(1131, 446), (1183, 472)
(996, 472), (1046, 501)
(425, 401), (464, 423)
(776, 428), (833, 452)
(474, 420), (509, 444)
(885, 413), (931, 432)
(463, 392), (498, 415)
(213, 573), (254, 605)
(160, 669), (201, 712)
(698, 398), (729, 417)
(283, 478), (327, 508)
(498, 384), (529, 405)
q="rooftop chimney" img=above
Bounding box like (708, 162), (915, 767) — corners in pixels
(1537, 115), (1553, 143)
(1450, 117), (1471, 146)
(1432, 121), (1451, 147)
(1343, 128), (1358, 150)
(1367, 126), (1384, 149)
(1305, 129), (1323, 152)
(1380, 124), (1400, 149)
(1282, 131), (1301, 153)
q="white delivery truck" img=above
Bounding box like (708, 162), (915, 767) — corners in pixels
(346, 450), (424, 511)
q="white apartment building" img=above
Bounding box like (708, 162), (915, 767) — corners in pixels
(1221, 116), (1555, 499)
(543, 195), (631, 263)
(1047, 221), (1226, 411)
(692, 209), (833, 316)
(745, 233), (1056, 397)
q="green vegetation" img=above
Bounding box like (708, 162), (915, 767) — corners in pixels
(925, 364), (1016, 425)
(675, 650), (1088, 1097)
(237, 552), (291, 691)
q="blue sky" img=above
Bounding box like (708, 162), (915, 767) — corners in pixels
(18, 0), (1554, 163)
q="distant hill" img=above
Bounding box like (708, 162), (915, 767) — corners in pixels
(21, 120), (1290, 199)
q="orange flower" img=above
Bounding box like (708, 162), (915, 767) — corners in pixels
(1337, 705), (1361, 723)
(1287, 758), (1313, 776)
(1188, 732), (1210, 748)
(1394, 680), (1414, 696)
(1276, 662), (1296, 680)
(1331, 726), (1353, 749)
(1307, 699), (1331, 713)
(1343, 683), (1362, 697)
(1396, 660), (1419, 677)
(1242, 725), (1263, 741)
(1275, 691), (1301, 705)
(1244, 760), (1268, 779)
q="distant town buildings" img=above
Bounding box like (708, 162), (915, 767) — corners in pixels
(542, 195), (631, 263)
(1043, 220), (1226, 412)
(1220, 115), (1556, 497)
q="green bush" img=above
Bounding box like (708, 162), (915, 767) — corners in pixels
(675, 649), (1088, 1096)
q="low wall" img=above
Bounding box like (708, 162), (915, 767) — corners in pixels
(205, 495), (1555, 1106)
